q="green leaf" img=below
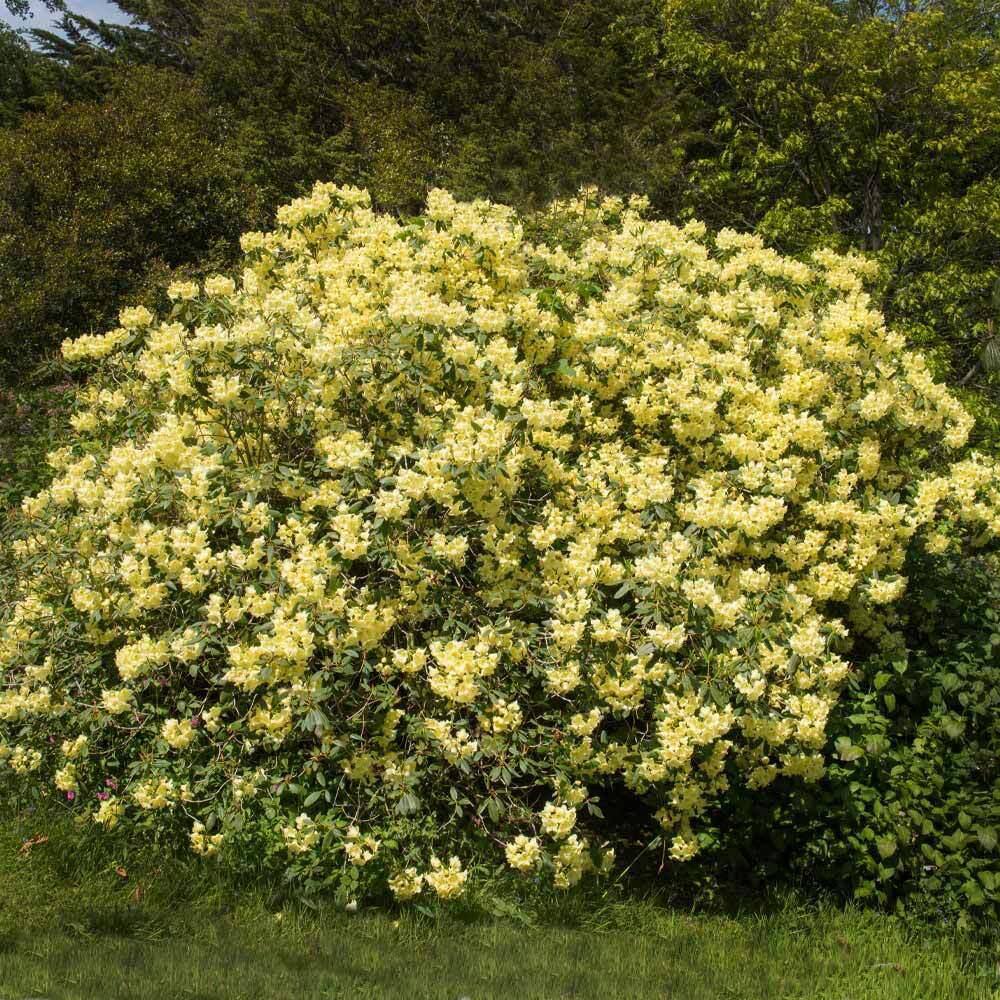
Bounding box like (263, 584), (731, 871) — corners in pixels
(395, 793), (421, 816)
(876, 837), (897, 859)
(962, 880), (986, 906)
(942, 719), (965, 740)
(975, 827), (997, 851)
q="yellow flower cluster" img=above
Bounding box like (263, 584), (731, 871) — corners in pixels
(133, 777), (178, 810)
(387, 856), (469, 901)
(282, 813), (320, 854)
(423, 856), (468, 899)
(94, 797), (124, 828)
(505, 835), (543, 873)
(540, 802), (577, 840)
(190, 820), (224, 856)
(2, 182), (998, 901)
(344, 825), (381, 866)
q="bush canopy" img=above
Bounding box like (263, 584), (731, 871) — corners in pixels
(1, 185), (998, 902)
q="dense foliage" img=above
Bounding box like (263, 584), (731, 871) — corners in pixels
(1, 186), (998, 904)
(819, 556), (1000, 927)
(659, 0), (1000, 416)
(0, 67), (258, 378)
(715, 552), (1000, 928)
(3, 0), (999, 401)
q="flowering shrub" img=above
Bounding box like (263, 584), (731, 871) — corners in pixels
(2, 183), (999, 903)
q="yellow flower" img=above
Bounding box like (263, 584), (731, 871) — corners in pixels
(101, 688), (134, 715)
(388, 868), (423, 901)
(505, 835), (542, 873)
(424, 856), (467, 899)
(94, 797), (124, 828)
(54, 764), (78, 792)
(190, 820), (224, 856)
(162, 718), (196, 750)
(540, 802), (577, 840)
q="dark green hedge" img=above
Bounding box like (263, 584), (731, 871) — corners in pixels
(0, 67), (259, 380)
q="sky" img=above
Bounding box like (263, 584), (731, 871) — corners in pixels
(1, 1), (130, 33)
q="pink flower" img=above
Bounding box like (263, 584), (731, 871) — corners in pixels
(66, 791), (76, 801)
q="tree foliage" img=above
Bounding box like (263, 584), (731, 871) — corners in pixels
(720, 552), (1000, 928)
(660, 0), (1000, 402)
(176, 0), (687, 213)
(0, 67), (259, 377)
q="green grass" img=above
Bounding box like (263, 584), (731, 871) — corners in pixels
(4, 911), (995, 1000)
(1, 813), (997, 1000)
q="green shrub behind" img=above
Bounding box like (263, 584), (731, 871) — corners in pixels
(718, 554), (1000, 928)
(0, 66), (259, 380)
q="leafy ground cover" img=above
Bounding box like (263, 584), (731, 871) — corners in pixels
(0, 812), (996, 1000)
(0, 361), (75, 510)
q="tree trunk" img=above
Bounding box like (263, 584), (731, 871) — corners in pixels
(862, 170), (882, 251)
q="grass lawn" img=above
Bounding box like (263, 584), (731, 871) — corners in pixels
(3, 910), (995, 1000)
(0, 815), (996, 1000)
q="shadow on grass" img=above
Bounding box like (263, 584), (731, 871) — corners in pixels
(1, 805), (996, 1000)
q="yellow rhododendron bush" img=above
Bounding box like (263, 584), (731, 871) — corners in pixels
(3, 183), (999, 901)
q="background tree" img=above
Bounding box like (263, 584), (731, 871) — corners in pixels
(0, 66), (259, 377)
(660, 0), (1000, 409)
(174, 0), (687, 214)
(3, 0), (62, 17)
